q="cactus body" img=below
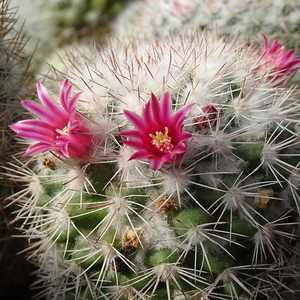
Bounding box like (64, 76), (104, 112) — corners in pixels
(113, 0), (300, 41)
(8, 31), (300, 299)
(0, 0), (37, 298)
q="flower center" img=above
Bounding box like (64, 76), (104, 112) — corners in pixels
(149, 127), (174, 154)
(55, 122), (71, 136)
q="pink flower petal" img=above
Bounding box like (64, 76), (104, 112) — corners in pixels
(150, 157), (164, 170)
(179, 131), (193, 142)
(23, 143), (55, 157)
(21, 100), (66, 128)
(60, 79), (81, 112)
(173, 142), (188, 153)
(160, 92), (172, 123)
(10, 120), (56, 138)
(15, 131), (55, 144)
(143, 100), (155, 127)
(37, 82), (68, 120)
(67, 93), (81, 113)
(130, 149), (153, 160)
(122, 139), (147, 150)
(123, 110), (145, 132)
(173, 103), (194, 123)
(60, 80), (72, 109)
(161, 152), (176, 163)
(119, 129), (141, 138)
(150, 93), (161, 124)
(60, 141), (71, 157)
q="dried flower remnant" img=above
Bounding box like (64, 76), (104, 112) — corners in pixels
(252, 190), (274, 210)
(254, 35), (300, 85)
(156, 195), (177, 213)
(120, 92), (193, 170)
(42, 157), (58, 170)
(10, 80), (93, 158)
(122, 226), (143, 251)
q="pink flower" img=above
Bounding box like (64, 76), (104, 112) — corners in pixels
(255, 35), (300, 85)
(119, 92), (193, 170)
(10, 79), (93, 158)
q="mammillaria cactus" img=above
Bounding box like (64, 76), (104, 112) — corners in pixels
(0, 0), (39, 298)
(7, 31), (300, 299)
(8, 0), (128, 72)
(113, 0), (300, 44)
(0, 0), (32, 168)
(30, 0), (129, 42)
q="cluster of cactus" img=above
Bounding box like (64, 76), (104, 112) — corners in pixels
(0, 0), (37, 298)
(113, 0), (300, 45)
(8, 0), (128, 72)
(0, 0), (32, 169)
(37, 0), (129, 40)
(7, 30), (300, 300)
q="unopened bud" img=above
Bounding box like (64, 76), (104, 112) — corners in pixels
(194, 105), (218, 130)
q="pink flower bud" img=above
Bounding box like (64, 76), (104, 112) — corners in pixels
(194, 105), (218, 131)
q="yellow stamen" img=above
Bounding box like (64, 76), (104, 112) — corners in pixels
(56, 122), (71, 136)
(149, 127), (174, 154)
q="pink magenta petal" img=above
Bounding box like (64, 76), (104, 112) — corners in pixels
(150, 157), (164, 170)
(130, 150), (153, 160)
(67, 93), (81, 113)
(160, 92), (172, 123)
(122, 139), (146, 150)
(21, 100), (66, 128)
(173, 142), (188, 153)
(10, 119), (54, 130)
(60, 80), (72, 110)
(23, 143), (54, 157)
(119, 129), (141, 138)
(67, 141), (88, 157)
(161, 152), (175, 162)
(123, 110), (146, 132)
(282, 49), (296, 61)
(15, 131), (55, 144)
(10, 120), (56, 139)
(143, 100), (155, 126)
(60, 80), (81, 112)
(173, 103), (194, 122)
(179, 131), (193, 141)
(60, 141), (71, 157)
(150, 93), (161, 124)
(37, 82), (68, 120)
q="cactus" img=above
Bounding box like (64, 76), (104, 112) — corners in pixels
(8, 0), (129, 72)
(0, 0), (38, 298)
(113, 0), (300, 49)
(32, 0), (129, 42)
(8, 31), (300, 299)
(0, 0), (33, 169)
